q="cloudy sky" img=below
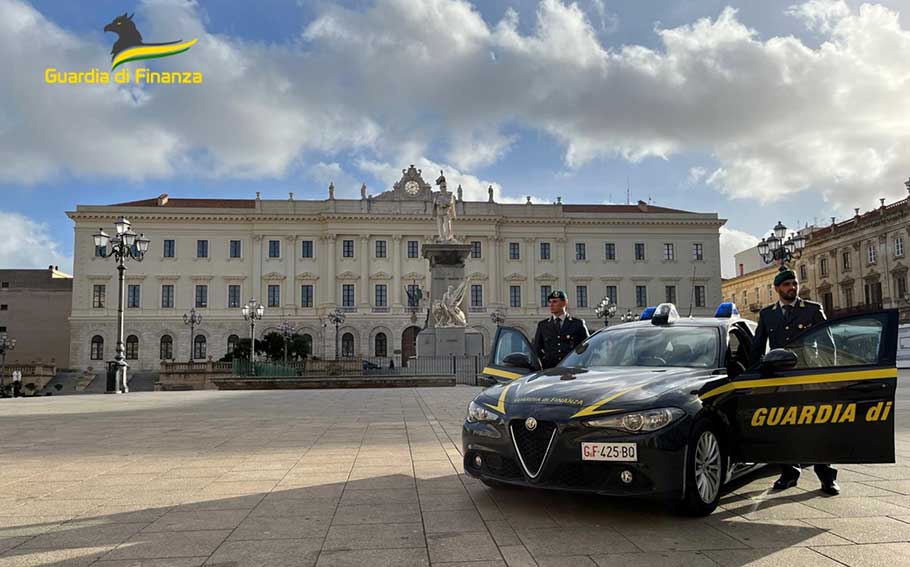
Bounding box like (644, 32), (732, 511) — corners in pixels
(2, 0), (909, 277)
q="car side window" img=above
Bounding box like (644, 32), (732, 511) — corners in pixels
(725, 331), (748, 377)
(786, 316), (883, 369)
(494, 328), (534, 365)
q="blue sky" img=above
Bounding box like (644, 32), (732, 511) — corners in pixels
(3, 0), (909, 276)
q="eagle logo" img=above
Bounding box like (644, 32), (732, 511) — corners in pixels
(104, 12), (197, 71)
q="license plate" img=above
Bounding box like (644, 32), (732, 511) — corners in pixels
(581, 442), (637, 462)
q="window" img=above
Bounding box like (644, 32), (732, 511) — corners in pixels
(161, 285), (175, 309)
(509, 285), (521, 308)
(868, 244), (877, 264)
(471, 284), (483, 307)
(844, 286), (854, 308)
(540, 242), (550, 260)
(301, 284), (314, 308)
(509, 242), (520, 260)
(865, 281), (883, 305)
(665, 285), (677, 304)
(127, 284), (140, 308)
(742, 290), (748, 305)
(605, 242), (616, 261)
(820, 257), (829, 277)
(193, 335), (207, 360)
(94, 244), (106, 257)
(407, 284), (420, 307)
(695, 285), (706, 307)
(576, 286), (588, 308)
(343, 239), (354, 258)
(0, 305), (6, 311)
(823, 292), (834, 314)
(341, 333), (355, 357)
(197, 240), (209, 258)
(229, 240), (242, 258)
(635, 285), (647, 308)
(301, 334), (313, 357)
(606, 285), (617, 305)
(268, 239), (280, 258)
(228, 285), (241, 308)
(301, 240), (314, 258)
(0, 282), (8, 289)
(226, 335), (239, 356)
(90, 335), (104, 360)
(374, 333), (387, 357)
(163, 239), (175, 258)
(195, 285), (208, 308)
(896, 273), (908, 299)
(692, 243), (704, 261)
(407, 240), (419, 258)
(470, 241), (482, 259)
(375, 240), (387, 258)
(575, 243), (586, 261)
(375, 284), (388, 307)
(663, 243), (675, 261)
(799, 264), (808, 281)
(160, 335), (173, 360)
(540, 285), (552, 307)
(268, 284), (281, 307)
(342, 284), (355, 307)
(842, 251), (851, 270)
(125, 335), (139, 360)
(790, 315), (884, 369)
(634, 243), (646, 261)
(92, 285), (106, 308)
(896, 237), (904, 258)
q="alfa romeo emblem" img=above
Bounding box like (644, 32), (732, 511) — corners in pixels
(525, 417), (538, 431)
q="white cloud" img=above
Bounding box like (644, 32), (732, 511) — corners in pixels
(719, 225), (761, 279)
(0, 211), (72, 271)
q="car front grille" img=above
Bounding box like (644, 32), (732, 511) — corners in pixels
(548, 463), (654, 492)
(510, 420), (557, 478)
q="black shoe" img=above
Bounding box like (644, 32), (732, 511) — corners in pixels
(820, 481), (840, 496)
(773, 476), (799, 490)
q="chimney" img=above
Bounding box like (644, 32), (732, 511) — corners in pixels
(157, 193), (169, 206)
(637, 199), (649, 212)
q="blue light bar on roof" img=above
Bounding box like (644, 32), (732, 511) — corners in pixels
(640, 306), (657, 320)
(715, 302), (740, 318)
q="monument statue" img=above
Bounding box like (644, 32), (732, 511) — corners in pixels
(431, 280), (467, 327)
(433, 190), (457, 242)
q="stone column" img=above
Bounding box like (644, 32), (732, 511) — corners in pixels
(489, 237), (501, 307)
(324, 235), (336, 306)
(286, 236), (297, 308)
(556, 236), (567, 294)
(252, 235), (263, 301)
(360, 235), (370, 308)
(392, 236), (402, 308)
(525, 237), (535, 312)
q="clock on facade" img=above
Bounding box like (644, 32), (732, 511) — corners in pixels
(404, 180), (420, 196)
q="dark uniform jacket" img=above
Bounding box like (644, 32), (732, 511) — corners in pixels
(533, 315), (590, 369)
(749, 297), (826, 363)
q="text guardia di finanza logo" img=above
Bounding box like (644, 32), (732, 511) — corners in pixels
(105, 12), (197, 70)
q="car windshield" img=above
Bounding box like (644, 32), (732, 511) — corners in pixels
(560, 325), (719, 369)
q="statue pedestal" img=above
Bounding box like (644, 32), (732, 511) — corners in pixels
(417, 243), (484, 357)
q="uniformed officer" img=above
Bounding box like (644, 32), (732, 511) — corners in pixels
(750, 266), (839, 496)
(533, 289), (590, 369)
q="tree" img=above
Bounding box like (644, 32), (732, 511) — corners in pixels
(219, 338), (266, 362)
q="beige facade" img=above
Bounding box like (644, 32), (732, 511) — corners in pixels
(721, 266), (779, 322)
(0, 268), (73, 367)
(67, 166), (725, 371)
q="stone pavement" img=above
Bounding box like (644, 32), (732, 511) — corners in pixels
(0, 380), (908, 567)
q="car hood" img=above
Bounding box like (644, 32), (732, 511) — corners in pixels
(476, 366), (719, 419)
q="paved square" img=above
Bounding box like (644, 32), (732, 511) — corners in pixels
(0, 379), (908, 566)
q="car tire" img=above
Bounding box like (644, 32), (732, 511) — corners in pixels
(681, 418), (725, 517)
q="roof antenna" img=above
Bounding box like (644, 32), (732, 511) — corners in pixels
(626, 177), (631, 205)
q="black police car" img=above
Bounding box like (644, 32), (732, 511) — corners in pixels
(463, 303), (899, 515)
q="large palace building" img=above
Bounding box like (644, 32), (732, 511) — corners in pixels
(67, 166), (725, 371)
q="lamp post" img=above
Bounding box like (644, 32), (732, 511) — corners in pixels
(277, 320), (297, 366)
(594, 297), (617, 328)
(618, 309), (637, 324)
(327, 309), (346, 359)
(757, 220), (806, 267)
(93, 217), (150, 393)
(183, 308), (203, 362)
(490, 310), (506, 327)
(241, 298), (264, 375)
(0, 334), (16, 398)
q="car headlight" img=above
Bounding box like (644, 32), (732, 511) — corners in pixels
(466, 401), (500, 423)
(583, 407), (685, 433)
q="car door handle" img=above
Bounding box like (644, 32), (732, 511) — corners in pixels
(847, 382), (887, 392)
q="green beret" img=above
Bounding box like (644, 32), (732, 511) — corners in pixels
(547, 289), (567, 300)
(774, 267), (797, 286)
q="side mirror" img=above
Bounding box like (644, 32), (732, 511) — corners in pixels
(502, 352), (538, 371)
(760, 348), (798, 372)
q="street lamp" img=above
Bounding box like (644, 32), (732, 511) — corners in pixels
(93, 217), (150, 393)
(241, 298), (264, 375)
(0, 334), (16, 398)
(277, 320), (297, 366)
(327, 309), (346, 359)
(594, 297), (617, 328)
(757, 220), (806, 267)
(490, 310), (506, 327)
(183, 308), (203, 362)
(618, 309), (637, 324)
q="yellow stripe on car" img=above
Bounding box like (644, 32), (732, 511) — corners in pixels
(483, 382), (516, 414)
(699, 367), (898, 401)
(482, 367), (524, 380)
(571, 385), (644, 418)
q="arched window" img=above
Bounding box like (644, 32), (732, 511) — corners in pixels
(193, 335), (207, 360)
(125, 335), (139, 360)
(227, 334), (240, 355)
(160, 335), (173, 360)
(301, 334), (313, 357)
(90, 335), (104, 360)
(374, 332), (387, 357)
(341, 332), (354, 358)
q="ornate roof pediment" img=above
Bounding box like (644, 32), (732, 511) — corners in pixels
(504, 272), (526, 282)
(262, 272), (286, 281)
(337, 270), (360, 281)
(535, 272), (558, 281)
(403, 271), (426, 281)
(373, 164), (434, 201)
(369, 271), (392, 280)
(467, 271), (488, 281)
(295, 272), (319, 281)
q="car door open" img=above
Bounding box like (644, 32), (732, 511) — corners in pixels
(481, 326), (542, 383)
(704, 310), (899, 465)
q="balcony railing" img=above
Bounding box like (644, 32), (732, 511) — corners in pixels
(371, 306), (390, 313)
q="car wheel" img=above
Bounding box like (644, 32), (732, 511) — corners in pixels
(681, 418), (725, 516)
